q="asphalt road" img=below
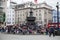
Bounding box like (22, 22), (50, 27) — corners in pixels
(0, 32), (60, 40)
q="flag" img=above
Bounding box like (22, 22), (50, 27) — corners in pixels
(34, 0), (37, 3)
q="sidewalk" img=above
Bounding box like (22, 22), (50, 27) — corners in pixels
(0, 32), (60, 40)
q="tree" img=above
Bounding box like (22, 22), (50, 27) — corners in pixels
(0, 12), (5, 24)
(3, 12), (5, 22)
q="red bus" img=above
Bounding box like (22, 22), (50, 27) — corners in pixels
(48, 23), (60, 28)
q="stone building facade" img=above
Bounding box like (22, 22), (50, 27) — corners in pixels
(15, 2), (53, 27)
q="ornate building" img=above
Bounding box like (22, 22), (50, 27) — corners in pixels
(15, 2), (53, 27)
(5, 0), (17, 26)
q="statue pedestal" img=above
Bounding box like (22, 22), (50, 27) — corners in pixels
(26, 17), (36, 25)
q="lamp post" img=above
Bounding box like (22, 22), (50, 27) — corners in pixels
(56, 2), (59, 28)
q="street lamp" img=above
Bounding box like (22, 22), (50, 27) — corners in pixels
(56, 2), (59, 28)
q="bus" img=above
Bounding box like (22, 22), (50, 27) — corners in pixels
(48, 23), (60, 35)
(48, 23), (60, 28)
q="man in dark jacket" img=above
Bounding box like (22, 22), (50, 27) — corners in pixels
(49, 27), (55, 37)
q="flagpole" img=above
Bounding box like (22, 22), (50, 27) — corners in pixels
(34, 0), (37, 4)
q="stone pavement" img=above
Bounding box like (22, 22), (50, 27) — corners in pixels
(0, 33), (60, 40)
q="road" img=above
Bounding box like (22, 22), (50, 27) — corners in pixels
(0, 33), (60, 40)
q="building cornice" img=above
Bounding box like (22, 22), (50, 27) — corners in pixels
(15, 7), (52, 11)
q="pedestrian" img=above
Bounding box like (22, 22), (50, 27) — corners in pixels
(49, 26), (55, 37)
(0, 27), (2, 32)
(46, 28), (48, 35)
(2, 27), (4, 32)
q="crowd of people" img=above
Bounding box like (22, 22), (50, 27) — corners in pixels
(0, 24), (60, 36)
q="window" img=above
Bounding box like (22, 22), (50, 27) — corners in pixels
(48, 20), (52, 23)
(0, 0), (2, 1)
(17, 11), (18, 13)
(36, 13), (37, 16)
(59, 19), (60, 23)
(39, 22), (41, 24)
(36, 10), (37, 12)
(48, 11), (51, 14)
(20, 14), (22, 16)
(41, 21), (42, 24)
(44, 19), (47, 22)
(38, 21), (42, 24)
(53, 19), (57, 23)
(23, 14), (24, 16)
(39, 17), (41, 20)
(39, 10), (41, 12)
(7, 18), (10, 20)
(12, 22), (14, 24)
(10, 15), (11, 16)
(13, 15), (14, 16)
(53, 16), (57, 18)
(27, 13), (28, 16)
(18, 11), (19, 13)
(13, 11), (14, 13)
(7, 15), (9, 16)
(45, 11), (47, 14)
(13, 18), (14, 20)
(39, 13), (41, 16)
(4, 0), (5, 2)
(7, 22), (11, 24)
(10, 18), (11, 20)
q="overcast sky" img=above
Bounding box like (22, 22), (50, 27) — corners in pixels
(12, 0), (60, 10)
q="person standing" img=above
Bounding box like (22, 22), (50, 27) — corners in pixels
(49, 26), (55, 37)
(46, 28), (48, 35)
